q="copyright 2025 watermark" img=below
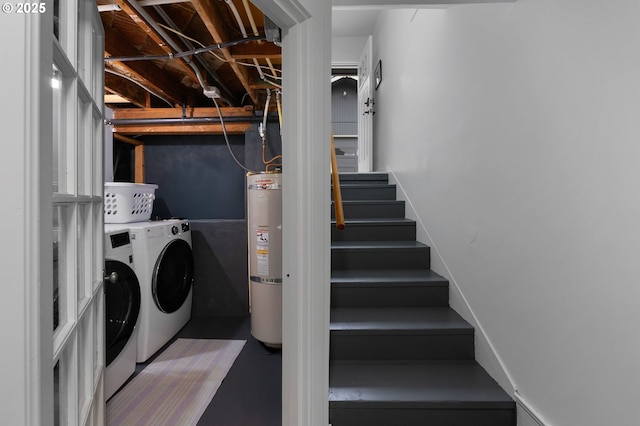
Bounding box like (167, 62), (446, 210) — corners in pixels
(2, 3), (46, 14)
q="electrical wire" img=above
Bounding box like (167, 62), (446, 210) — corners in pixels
(211, 95), (259, 174)
(260, 89), (282, 170)
(156, 23), (282, 80)
(104, 35), (266, 62)
(224, 0), (282, 89)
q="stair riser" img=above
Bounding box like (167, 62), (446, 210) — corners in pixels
(329, 408), (516, 426)
(333, 186), (396, 201)
(331, 224), (416, 242)
(331, 202), (405, 219)
(332, 248), (430, 270)
(337, 173), (389, 184)
(330, 334), (474, 361)
(331, 285), (449, 308)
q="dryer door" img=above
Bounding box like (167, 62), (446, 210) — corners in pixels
(105, 260), (141, 367)
(152, 239), (194, 314)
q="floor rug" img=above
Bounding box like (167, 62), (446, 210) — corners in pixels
(107, 339), (246, 426)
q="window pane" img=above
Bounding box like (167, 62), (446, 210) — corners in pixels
(77, 1), (87, 82)
(94, 291), (105, 381)
(53, 353), (70, 426)
(52, 64), (61, 193)
(77, 204), (89, 304)
(54, 360), (60, 426)
(77, 96), (91, 196)
(93, 110), (103, 197)
(53, 205), (73, 332)
(52, 59), (74, 195)
(53, 208), (62, 331)
(53, 0), (59, 40)
(78, 311), (92, 421)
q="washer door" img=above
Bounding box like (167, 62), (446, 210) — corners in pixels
(105, 260), (141, 367)
(152, 239), (194, 314)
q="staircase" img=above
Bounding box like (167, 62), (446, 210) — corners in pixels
(329, 173), (516, 426)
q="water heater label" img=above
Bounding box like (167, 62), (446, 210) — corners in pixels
(256, 229), (269, 275)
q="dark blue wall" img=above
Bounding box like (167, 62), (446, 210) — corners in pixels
(190, 220), (249, 317)
(142, 119), (281, 220)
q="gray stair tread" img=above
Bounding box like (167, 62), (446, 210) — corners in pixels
(331, 218), (415, 226)
(331, 240), (429, 250)
(331, 307), (473, 334)
(331, 269), (447, 286)
(332, 200), (403, 205)
(336, 183), (395, 189)
(329, 361), (514, 408)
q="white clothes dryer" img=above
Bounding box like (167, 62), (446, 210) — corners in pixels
(126, 219), (194, 362)
(103, 227), (141, 400)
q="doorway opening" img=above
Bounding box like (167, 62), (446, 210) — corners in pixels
(332, 68), (358, 172)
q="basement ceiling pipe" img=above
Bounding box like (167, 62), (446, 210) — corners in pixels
(98, 0), (190, 13)
(106, 113), (279, 126)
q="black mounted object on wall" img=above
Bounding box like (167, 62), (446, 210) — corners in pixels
(375, 60), (382, 90)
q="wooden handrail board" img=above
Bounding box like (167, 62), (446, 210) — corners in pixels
(331, 131), (346, 230)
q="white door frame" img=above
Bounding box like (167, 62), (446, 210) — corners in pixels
(250, 1), (332, 425)
(1, 11), (54, 426)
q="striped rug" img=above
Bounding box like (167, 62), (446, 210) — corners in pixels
(107, 339), (245, 426)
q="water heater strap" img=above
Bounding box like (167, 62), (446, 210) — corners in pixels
(248, 183), (282, 190)
(250, 276), (283, 284)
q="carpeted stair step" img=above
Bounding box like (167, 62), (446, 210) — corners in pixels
(330, 307), (474, 361)
(331, 241), (430, 270)
(329, 360), (516, 426)
(331, 218), (417, 241)
(332, 183), (396, 201)
(331, 269), (449, 308)
(331, 199), (406, 219)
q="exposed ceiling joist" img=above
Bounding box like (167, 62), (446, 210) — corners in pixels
(114, 133), (144, 145)
(99, 0), (280, 112)
(105, 73), (150, 108)
(230, 42), (281, 60)
(113, 0), (201, 86)
(190, 0), (260, 105)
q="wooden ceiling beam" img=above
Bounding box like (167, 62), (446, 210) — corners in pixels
(230, 42), (281, 60)
(105, 59), (183, 107)
(113, 123), (252, 135)
(104, 73), (149, 108)
(113, 0), (202, 87)
(104, 25), (201, 106)
(191, 0), (259, 105)
(113, 133), (144, 146)
(112, 106), (254, 120)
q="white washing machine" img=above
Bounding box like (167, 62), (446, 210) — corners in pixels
(126, 219), (194, 362)
(104, 227), (141, 400)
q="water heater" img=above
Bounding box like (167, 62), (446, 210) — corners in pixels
(247, 171), (282, 348)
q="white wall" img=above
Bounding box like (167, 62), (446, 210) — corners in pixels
(372, 1), (640, 425)
(332, 36), (368, 66)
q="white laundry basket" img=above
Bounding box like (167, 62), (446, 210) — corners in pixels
(104, 182), (158, 223)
